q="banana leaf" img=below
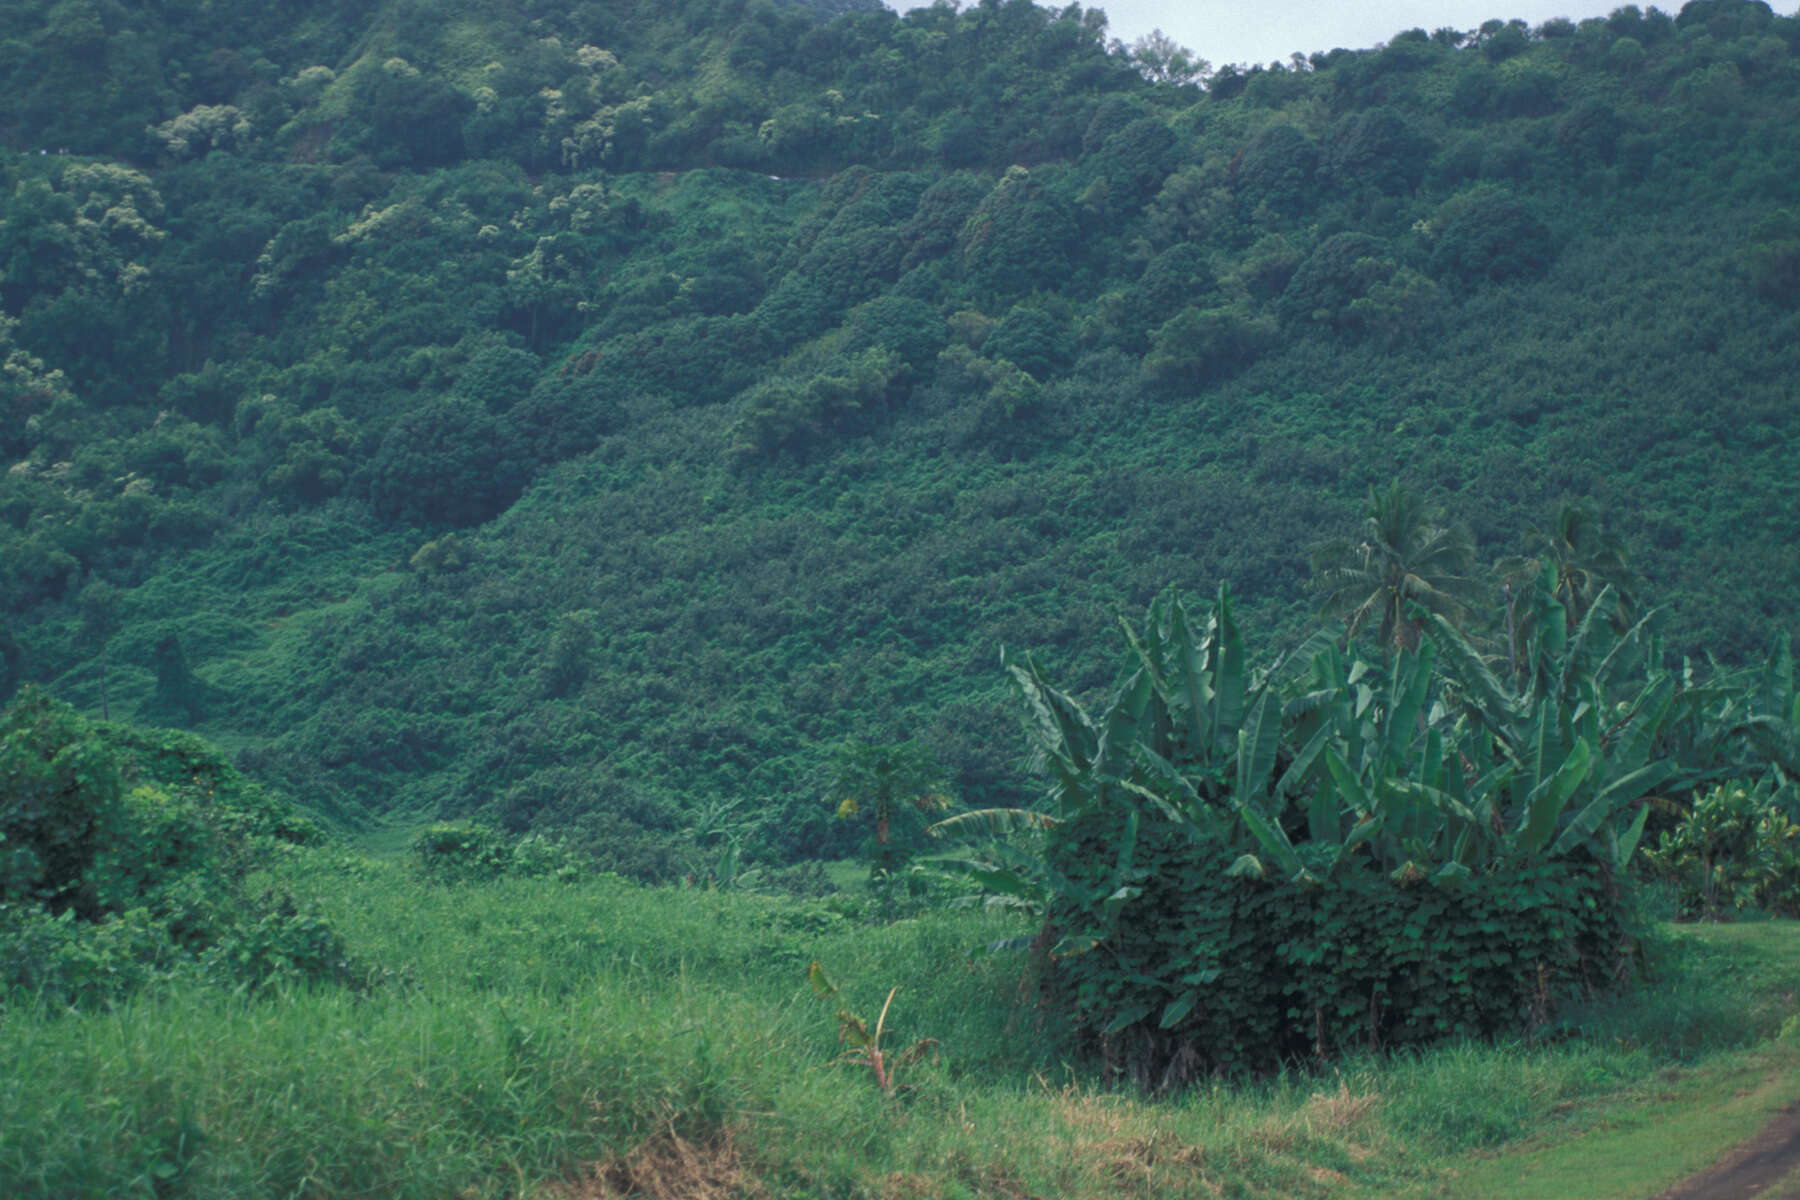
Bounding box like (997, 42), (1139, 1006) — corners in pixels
(1235, 690), (1281, 809)
(1519, 737), (1593, 855)
(1547, 757), (1674, 859)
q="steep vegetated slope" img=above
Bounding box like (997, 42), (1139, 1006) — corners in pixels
(1, 0), (1798, 857)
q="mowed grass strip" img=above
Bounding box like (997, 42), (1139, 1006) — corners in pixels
(1406, 1042), (1800, 1200)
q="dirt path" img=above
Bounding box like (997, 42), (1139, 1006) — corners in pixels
(1652, 1102), (1800, 1200)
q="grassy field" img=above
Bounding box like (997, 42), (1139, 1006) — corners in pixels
(4, 852), (1798, 1199)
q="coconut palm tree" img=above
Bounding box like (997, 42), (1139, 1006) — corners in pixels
(1497, 501), (1638, 665)
(1310, 482), (1486, 656)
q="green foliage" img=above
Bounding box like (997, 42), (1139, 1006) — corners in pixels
(1310, 483), (1483, 654)
(1234, 124), (1319, 216)
(1143, 301), (1276, 387)
(1087, 117), (1179, 209)
(1056, 828), (1623, 1084)
(1645, 784), (1800, 920)
(807, 959), (938, 1095)
(0, 690), (350, 1006)
(201, 893), (363, 992)
(1277, 233), (1397, 328)
(7, 838), (1797, 1198)
(829, 740), (949, 849)
(984, 305), (1067, 381)
(1746, 208), (1800, 304)
(1427, 188), (1555, 288)
(829, 739), (950, 914)
(411, 820), (512, 882)
(368, 397), (525, 527)
(958, 166), (1079, 298)
(1320, 107), (1435, 195)
(1497, 501), (1640, 665)
(410, 820), (584, 884)
(993, 583), (1792, 1081)
(0, 687), (123, 916)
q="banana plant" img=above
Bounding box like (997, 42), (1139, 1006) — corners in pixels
(807, 961), (937, 1096)
(1741, 633), (1800, 787)
(965, 579), (1782, 970)
(971, 582), (1800, 1064)
(1422, 578), (1672, 872)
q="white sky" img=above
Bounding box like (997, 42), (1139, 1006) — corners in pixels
(889, 0), (1670, 69)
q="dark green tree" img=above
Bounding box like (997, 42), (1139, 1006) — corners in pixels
(1428, 189), (1555, 288)
(0, 623), (20, 706)
(368, 397), (525, 527)
(148, 634), (210, 726)
(1234, 124), (1318, 216)
(0, 687), (123, 916)
(77, 579), (121, 721)
(1498, 501), (1639, 665)
(1310, 482), (1485, 655)
(958, 166), (1079, 297)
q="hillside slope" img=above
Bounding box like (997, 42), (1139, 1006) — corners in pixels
(2, 0), (1798, 854)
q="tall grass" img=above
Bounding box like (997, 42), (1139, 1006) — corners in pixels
(4, 851), (1799, 1198)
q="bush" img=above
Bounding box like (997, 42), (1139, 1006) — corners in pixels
(1428, 189), (1554, 289)
(410, 821), (584, 884)
(201, 893), (363, 992)
(0, 688), (124, 917)
(411, 821), (512, 882)
(509, 832), (586, 882)
(0, 691), (361, 1006)
(367, 397), (526, 528)
(986, 587), (1685, 1086)
(1644, 784), (1800, 919)
(1278, 232), (1391, 327)
(1048, 814), (1631, 1084)
(1234, 124), (1318, 215)
(1745, 209), (1800, 305)
(0, 904), (178, 1008)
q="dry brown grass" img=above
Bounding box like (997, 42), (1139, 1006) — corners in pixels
(1037, 1087), (1216, 1198)
(544, 1128), (751, 1200)
(1300, 1084), (1380, 1135)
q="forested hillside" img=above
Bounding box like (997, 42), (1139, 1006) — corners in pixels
(3, 0), (1799, 860)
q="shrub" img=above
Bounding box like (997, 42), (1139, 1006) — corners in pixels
(411, 821), (512, 883)
(1745, 209), (1800, 305)
(1278, 232), (1391, 327)
(0, 904), (177, 1008)
(1428, 189), (1555, 289)
(979, 585), (1698, 1085)
(509, 832), (586, 882)
(1234, 124), (1319, 215)
(0, 688), (124, 917)
(201, 893), (363, 992)
(367, 397), (526, 527)
(410, 821), (585, 883)
(0, 690), (360, 1006)
(1049, 811), (1630, 1085)
(94, 786), (220, 916)
(1644, 784), (1800, 919)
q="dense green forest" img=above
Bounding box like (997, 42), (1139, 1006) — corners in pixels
(2, 0), (1800, 868)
